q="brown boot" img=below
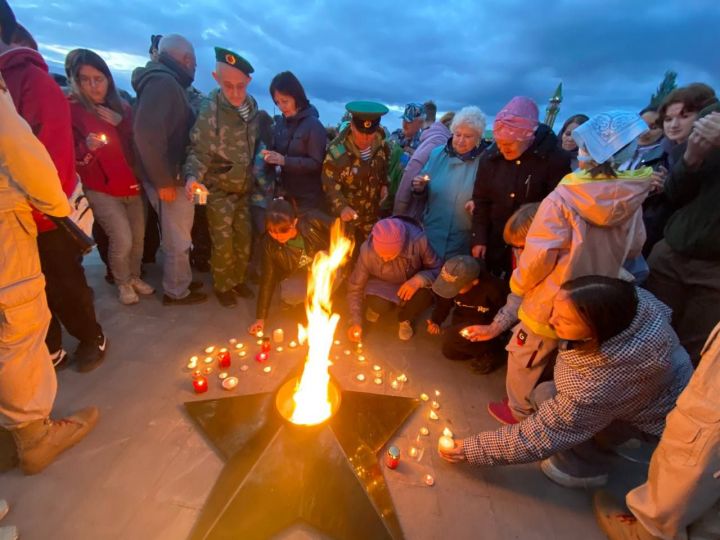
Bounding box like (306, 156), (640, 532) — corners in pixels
(11, 407), (99, 475)
(0, 428), (18, 472)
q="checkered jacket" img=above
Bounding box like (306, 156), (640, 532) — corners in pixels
(464, 289), (693, 466)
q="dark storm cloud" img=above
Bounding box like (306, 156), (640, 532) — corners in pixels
(13, 0), (719, 129)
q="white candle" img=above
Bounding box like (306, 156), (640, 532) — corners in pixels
(229, 338), (238, 345)
(276, 346), (284, 353)
(240, 364), (249, 372)
(358, 355), (366, 362)
(397, 373), (408, 383)
(263, 366), (272, 374)
(204, 346), (215, 354)
(429, 410), (439, 421)
(235, 342), (245, 350)
(438, 436), (455, 452)
(408, 446), (419, 458)
(431, 401), (440, 411)
(256, 331), (264, 338)
(203, 356), (214, 365)
(273, 329), (284, 343)
(356, 373), (366, 382)
(218, 372), (229, 380)
(420, 393), (429, 402)
(373, 377), (383, 385)
(186, 356), (199, 370)
(419, 427), (429, 436)
(390, 380), (400, 390)
(239, 351), (247, 358)
(221, 376), (238, 390)
(289, 340), (298, 349)
(334, 339), (341, 346)
(344, 349), (352, 356)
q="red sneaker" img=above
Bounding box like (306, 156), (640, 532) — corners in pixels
(487, 398), (519, 425)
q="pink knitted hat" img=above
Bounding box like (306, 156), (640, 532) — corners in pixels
(371, 218), (405, 259)
(493, 96), (539, 141)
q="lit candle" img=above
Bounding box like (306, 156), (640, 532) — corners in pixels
(334, 339), (341, 346)
(419, 427), (429, 436)
(357, 342), (363, 350)
(357, 355), (366, 363)
(438, 435), (455, 452)
(99, 133), (108, 144)
(205, 346), (215, 354)
(288, 340), (298, 349)
(276, 346), (283, 353)
(222, 376), (239, 390)
(431, 401), (440, 410)
(263, 366), (272, 374)
(256, 330), (264, 338)
(397, 373), (408, 383)
(273, 329), (284, 343)
(239, 351), (247, 358)
(218, 372), (229, 380)
(385, 446), (400, 469)
(442, 427), (454, 438)
(423, 474), (435, 486)
(372, 365), (383, 377)
(240, 364), (249, 372)
(356, 373), (366, 383)
(192, 376), (208, 394)
(255, 352), (268, 363)
(235, 342), (245, 350)
(203, 366), (213, 375)
(434, 390), (441, 397)
(429, 410), (439, 421)
(390, 380), (400, 390)
(203, 356), (214, 365)
(256, 339), (264, 346)
(186, 356), (199, 370)
(261, 337), (271, 353)
(217, 349), (231, 368)
(373, 377), (383, 385)
(344, 349), (352, 356)
(408, 446), (419, 459)
(229, 338), (238, 345)
(420, 393), (429, 402)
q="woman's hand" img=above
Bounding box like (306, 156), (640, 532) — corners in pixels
(460, 324), (500, 342)
(397, 277), (421, 301)
(248, 320), (265, 336)
(262, 150), (285, 166)
(438, 439), (466, 463)
(96, 105), (123, 126)
(185, 178), (208, 201)
(649, 166), (667, 193)
(348, 324), (362, 343)
(426, 320), (441, 335)
(340, 206), (359, 222)
(85, 133), (107, 151)
(471, 244), (487, 259)
(464, 200), (475, 214)
(411, 175), (429, 193)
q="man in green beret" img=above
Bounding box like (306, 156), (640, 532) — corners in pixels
(184, 46), (259, 307)
(322, 101), (390, 243)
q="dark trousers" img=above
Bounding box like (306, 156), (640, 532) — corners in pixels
(366, 287), (433, 323)
(93, 220), (109, 268)
(190, 205), (211, 269)
(247, 205), (266, 280)
(143, 203), (161, 264)
(441, 323), (507, 361)
(37, 228), (102, 352)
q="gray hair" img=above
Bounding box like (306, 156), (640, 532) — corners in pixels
(450, 106), (487, 136)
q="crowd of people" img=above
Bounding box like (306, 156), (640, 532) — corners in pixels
(1, 2), (719, 538)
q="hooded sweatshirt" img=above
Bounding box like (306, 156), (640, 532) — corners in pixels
(0, 47), (76, 232)
(393, 120), (452, 219)
(510, 168), (653, 339)
(132, 53), (195, 189)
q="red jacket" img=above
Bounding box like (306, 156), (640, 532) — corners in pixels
(70, 98), (141, 197)
(0, 47), (76, 232)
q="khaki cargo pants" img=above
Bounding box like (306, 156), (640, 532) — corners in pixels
(0, 208), (57, 429)
(627, 322), (720, 540)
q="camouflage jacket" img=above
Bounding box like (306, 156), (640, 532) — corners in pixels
(321, 127), (390, 235)
(183, 88), (259, 194)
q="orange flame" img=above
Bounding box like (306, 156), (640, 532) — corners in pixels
(290, 220), (353, 425)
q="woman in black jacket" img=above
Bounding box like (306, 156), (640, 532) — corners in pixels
(249, 199), (332, 335)
(261, 71), (328, 213)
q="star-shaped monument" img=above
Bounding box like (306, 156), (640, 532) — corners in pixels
(185, 375), (419, 540)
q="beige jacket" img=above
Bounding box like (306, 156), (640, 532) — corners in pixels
(0, 76), (71, 293)
(510, 168), (652, 338)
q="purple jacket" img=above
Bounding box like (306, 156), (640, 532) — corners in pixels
(393, 121), (451, 219)
(347, 217), (442, 325)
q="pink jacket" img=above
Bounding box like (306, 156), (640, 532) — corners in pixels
(510, 168), (653, 338)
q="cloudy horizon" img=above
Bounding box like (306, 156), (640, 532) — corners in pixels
(13, 0), (720, 131)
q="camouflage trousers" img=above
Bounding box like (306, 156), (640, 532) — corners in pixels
(207, 190), (251, 293)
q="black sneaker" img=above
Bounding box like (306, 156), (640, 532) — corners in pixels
(104, 269), (115, 285)
(189, 280), (204, 291)
(50, 348), (70, 370)
(215, 289), (237, 308)
(75, 334), (107, 373)
(162, 290), (208, 306)
(233, 283), (255, 298)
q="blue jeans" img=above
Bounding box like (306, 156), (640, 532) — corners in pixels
(85, 190), (145, 286)
(144, 184), (194, 299)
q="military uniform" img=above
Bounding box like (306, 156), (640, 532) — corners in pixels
(322, 101), (390, 242)
(183, 48), (258, 295)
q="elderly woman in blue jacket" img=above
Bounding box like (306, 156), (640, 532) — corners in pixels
(412, 106), (488, 260)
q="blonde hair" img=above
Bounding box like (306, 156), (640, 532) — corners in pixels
(503, 203), (540, 247)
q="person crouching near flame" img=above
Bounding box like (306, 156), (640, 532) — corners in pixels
(347, 216), (441, 342)
(248, 199), (333, 336)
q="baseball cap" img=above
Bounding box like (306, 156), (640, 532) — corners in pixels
(432, 255), (481, 298)
(401, 103), (424, 123)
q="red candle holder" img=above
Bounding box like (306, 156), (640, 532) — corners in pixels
(255, 352), (269, 363)
(217, 350), (231, 368)
(192, 376), (208, 394)
(385, 446), (400, 469)
(261, 337), (271, 353)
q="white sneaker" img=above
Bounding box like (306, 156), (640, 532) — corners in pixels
(118, 284), (139, 305)
(398, 320), (414, 341)
(365, 307), (380, 323)
(131, 277), (155, 295)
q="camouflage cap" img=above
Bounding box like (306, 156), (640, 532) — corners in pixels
(432, 255), (481, 299)
(346, 100), (389, 134)
(401, 102), (425, 122)
(214, 47), (254, 76)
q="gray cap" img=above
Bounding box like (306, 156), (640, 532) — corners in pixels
(432, 255), (481, 298)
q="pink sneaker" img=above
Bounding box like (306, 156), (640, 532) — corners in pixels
(487, 398), (519, 425)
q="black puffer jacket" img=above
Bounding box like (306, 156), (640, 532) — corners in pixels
(256, 211), (333, 319)
(270, 105), (328, 212)
(471, 124), (571, 277)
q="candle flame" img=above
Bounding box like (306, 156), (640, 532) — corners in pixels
(290, 220), (353, 425)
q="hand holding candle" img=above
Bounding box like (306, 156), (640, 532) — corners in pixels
(438, 434), (465, 463)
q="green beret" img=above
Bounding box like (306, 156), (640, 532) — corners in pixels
(214, 47), (254, 76)
(346, 100), (389, 134)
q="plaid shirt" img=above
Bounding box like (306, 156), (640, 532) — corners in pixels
(464, 289), (693, 466)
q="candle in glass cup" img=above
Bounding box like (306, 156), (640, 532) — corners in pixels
(217, 349), (231, 368)
(261, 337), (271, 353)
(255, 352), (268, 363)
(192, 376), (208, 394)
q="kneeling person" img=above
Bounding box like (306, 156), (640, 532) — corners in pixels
(249, 199), (332, 335)
(428, 256), (509, 373)
(347, 216), (441, 342)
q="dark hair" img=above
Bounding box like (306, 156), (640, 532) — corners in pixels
(0, 0), (17, 45)
(423, 100), (437, 123)
(11, 22), (36, 50)
(265, 198), (297, 230)
(639, 105), (658, 116)
(256, 110), (274, 148)
(559, 114), (589, 137)
(658, 83), (718, 123)
(588, 162), (618, 178)
(269, 71), (309, 112)
(561, 275), (638, 345)
(68, 49), (124, 115)
(149, 34), (162, 55)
